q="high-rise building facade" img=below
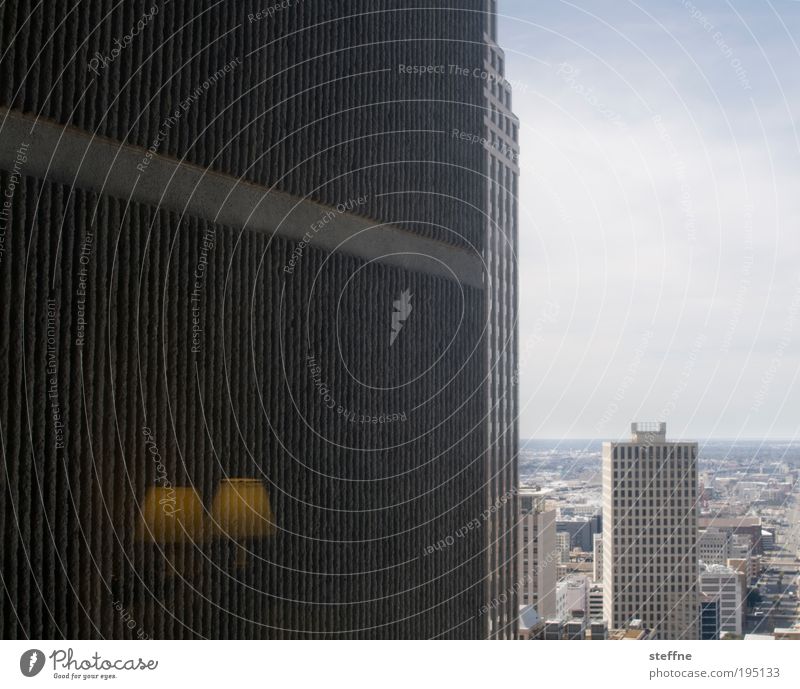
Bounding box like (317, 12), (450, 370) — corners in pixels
(603, 423), (699, 639)
(483, 0), (521, 640)
(518, 489), (557, 619)
(0, 1), (518, 639)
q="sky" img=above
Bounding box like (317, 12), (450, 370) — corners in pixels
(498, 0), (800, 440)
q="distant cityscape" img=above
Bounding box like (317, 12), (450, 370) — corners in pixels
(517, 424), (800, 640)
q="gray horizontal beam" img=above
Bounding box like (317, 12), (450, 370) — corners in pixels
(0, 107), (483, 288)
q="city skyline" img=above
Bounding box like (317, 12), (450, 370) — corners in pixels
(519, 425), (799, 641)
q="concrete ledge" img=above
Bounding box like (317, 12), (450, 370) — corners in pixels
(0, 107), (483, 287)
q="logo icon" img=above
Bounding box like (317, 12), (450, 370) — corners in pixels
(390, 289), (413, 346)
(20, 649), (45, 677)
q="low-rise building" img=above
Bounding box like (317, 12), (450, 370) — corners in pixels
(699, 593), (721, 640)
(609, 619), (656, 640)
(593, 534), (603, 582)
(761, 530), (775, 550)
(773, 625), (800, 640)
(588, 582), (603, 621)
(518, 605), (544, 640)
(543, 619), (564, 640)
(699, 562), (743, 637)
(556, 575), (589, 621)
(589, 620), (608, 640)
(698, 516), (763, 555)
(564, 617), (586, 640)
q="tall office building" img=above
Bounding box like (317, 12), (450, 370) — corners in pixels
(602, 423), (699, 640)
(483, 0), (521, 640)
(518, 489), (557, 620)
(0, 1), (517, 639)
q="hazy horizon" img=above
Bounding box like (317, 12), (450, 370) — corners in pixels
(523, 436), (800, 442)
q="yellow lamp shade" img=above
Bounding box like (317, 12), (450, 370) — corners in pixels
(211, 478), (276, 540)
(135, 486), (206, 544)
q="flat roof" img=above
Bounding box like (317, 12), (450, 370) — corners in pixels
(699, 516), (761, 528)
